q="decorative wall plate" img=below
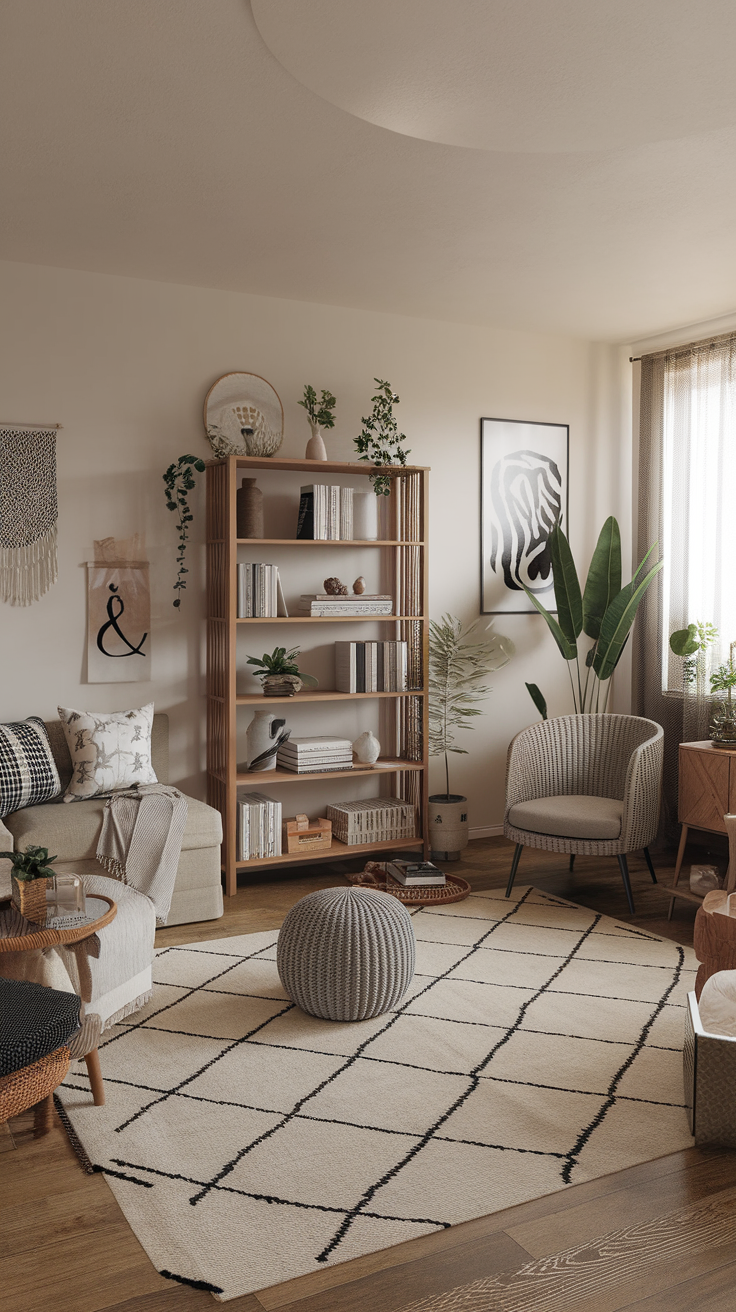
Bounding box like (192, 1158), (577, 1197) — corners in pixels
(203, 372), (284, 458)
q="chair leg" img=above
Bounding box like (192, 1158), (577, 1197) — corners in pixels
(505, 844), (524, 898)
(84, 1048), (105, 1107)
(617, 854), (636, 915)
(643, 846), (657, 883)
(33, 1094), (54, 1138)
(569, 854), (575, 873)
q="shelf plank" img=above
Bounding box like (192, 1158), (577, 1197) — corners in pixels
(206, 455), (429, 475)
(234, 539), (424, 546)
(232, 758), (424, 785)
(235, 835), (424, 870)
(235, 615), (423, 623)
(233, 689), (425, 705)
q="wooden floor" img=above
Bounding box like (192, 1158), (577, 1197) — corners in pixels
(3, 837), (734, 1312)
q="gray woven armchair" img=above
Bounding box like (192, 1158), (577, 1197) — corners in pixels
(504, 713), (664, 913)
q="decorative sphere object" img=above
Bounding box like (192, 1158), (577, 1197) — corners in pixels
(353, 730), (381, 764)
(323, 577), (348, 595)
(353, 576), (366, 594)
(277, 886), (415, 1021)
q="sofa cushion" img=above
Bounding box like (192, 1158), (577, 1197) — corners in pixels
(5, 793), (222, 861)
(0, 978), (81, 1077)
(58, 703), (157, 801)
(0, 717), (60, 818)
(508, 794), (622, 840)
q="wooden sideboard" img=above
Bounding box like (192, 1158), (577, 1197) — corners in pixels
(668, 740), (736, 917)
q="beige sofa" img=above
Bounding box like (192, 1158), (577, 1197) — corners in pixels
(1, 714), (223, 926)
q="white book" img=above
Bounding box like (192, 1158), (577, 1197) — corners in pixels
(340, 486), (353, 541)
(328, 485), (340, 540)
(304, 602), (393, 616)
(280, 735), (353, 753)
(335, 641), (357, 693)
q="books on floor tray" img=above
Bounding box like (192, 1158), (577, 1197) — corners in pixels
(386, 859), (446, 887)
(238, 792), (282, 859)
(296, 485), (354, 541)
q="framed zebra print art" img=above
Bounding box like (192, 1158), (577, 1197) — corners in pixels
(480, 416), (569, 614)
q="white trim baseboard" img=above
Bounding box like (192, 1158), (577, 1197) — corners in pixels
(469, 825), (504, 839)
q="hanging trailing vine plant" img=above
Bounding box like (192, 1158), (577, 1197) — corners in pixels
(163, 454), (206, 608)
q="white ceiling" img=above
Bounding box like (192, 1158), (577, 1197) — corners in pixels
(2, 0), (736, 342)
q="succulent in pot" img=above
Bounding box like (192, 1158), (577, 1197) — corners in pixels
(1, 845), (58, 923)
(246, 646), (319, 698)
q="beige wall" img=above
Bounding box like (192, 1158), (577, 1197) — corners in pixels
(0, 259), (629, 829)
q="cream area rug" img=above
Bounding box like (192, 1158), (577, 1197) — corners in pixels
(56, 885), (697, 1301)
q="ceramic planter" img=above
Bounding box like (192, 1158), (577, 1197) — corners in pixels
(11, 875), (51, 924)
(429, 794), (469, 861)
(305, 423), (328, 461)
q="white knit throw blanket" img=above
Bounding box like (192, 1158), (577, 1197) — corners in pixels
(96, 784), (188, 926)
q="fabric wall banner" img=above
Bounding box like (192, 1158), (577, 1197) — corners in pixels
(0, 427), (58, 606)
(87, 562), (151, 683)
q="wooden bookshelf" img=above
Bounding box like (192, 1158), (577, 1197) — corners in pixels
(206, 454), (430, 895)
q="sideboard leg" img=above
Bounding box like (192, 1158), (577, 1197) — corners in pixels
(668, 824), (689, 921)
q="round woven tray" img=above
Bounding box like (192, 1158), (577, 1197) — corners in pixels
(376, 874), (471, 906)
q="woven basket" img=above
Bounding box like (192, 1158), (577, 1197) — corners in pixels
(11, 876), (51, 925)
(0, 1045), (70, 1127)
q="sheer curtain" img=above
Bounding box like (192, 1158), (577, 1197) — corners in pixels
(634, 331), (736, 832)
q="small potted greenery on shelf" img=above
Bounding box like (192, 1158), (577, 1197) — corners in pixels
(710, 646), (736, 747)
(1, 845), (58, 923)
(299, 385), (337, 461)
(247, 646), (319, 697)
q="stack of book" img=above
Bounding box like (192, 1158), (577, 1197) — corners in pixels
(299, 593), (393, 617)
(386, 859), (446, 888)
(335, 640), (408, 692)
(237, 564), (288, 617)
(277, 736), (354, 774)
(326, 798), (417, 846)
(296, 485), (354, 541)
(238, 792), (282, 859)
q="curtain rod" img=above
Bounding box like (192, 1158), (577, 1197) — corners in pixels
(1, 421), (63, 429)
(629, 357), (641, 362)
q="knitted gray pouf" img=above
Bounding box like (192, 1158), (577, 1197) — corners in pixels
(277, 886), (415, 1021)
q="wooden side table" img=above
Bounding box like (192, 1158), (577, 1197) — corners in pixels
(668, 741), (736, 918)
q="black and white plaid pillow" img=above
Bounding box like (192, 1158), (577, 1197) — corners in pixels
(0, 716), (61, 818)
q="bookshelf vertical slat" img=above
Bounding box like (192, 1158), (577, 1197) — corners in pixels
(420, 469), (430, 857)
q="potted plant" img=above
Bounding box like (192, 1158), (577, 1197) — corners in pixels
(299, 385), (337, 461)
(428, 614), (512, 859)
(1, 845), (58, 923)
(524, 517), (662, 718)
(710, 647), (736, 747)
(355, 379), (411, 496)
(247, 646), (319, 698)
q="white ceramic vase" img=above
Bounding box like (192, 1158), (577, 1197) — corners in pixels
(352, 730), (381, 765)
(429, 794), (469, 861)
(246, 708), (287, 769)
(305, 423), (327, 460)
(353, 491), (379, 540)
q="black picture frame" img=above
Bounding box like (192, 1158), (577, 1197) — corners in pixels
(480, 416), (569, 615)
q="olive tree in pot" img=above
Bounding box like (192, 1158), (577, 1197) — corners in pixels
(428, 615), (512, 860)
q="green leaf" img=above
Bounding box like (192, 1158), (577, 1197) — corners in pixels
(582, 516), (622, 639)
(522, 586), (577, 661)
(593, 559), (663, 680)
(525, 683), (548, 720)
(549, 524), (583, 644)
(670, 624), (699, 657)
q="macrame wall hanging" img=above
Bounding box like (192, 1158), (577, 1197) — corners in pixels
(0, 422), (59, 606)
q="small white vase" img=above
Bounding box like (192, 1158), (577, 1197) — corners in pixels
(305, 423), (327, 460)
(353, 491), (379, 540)
(429, 794), (469, 860)
(353, 730), (381, 765)
(246, 708), (287, 769)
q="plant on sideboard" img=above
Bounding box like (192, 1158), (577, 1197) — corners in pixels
(710, 645), (736, 747)
(428, 614), (513, 858)
(524, 517), (662, 718)
(163, 454), (206, 608)
(355, 379), (411, 496)
(246, 646), (319, 698)
(669, 620), (719, 691)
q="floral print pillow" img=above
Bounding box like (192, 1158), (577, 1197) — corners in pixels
(58, 703), (157, 802)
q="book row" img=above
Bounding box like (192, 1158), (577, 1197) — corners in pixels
(237, 564), (288, 618)
(335, 641), (408, 692)
(326, 797), (417, 846)
(296, 484), (354, 541)
(239, 791), (282, 859)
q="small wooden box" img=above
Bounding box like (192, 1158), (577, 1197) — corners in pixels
(283, 815), (332, 855)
